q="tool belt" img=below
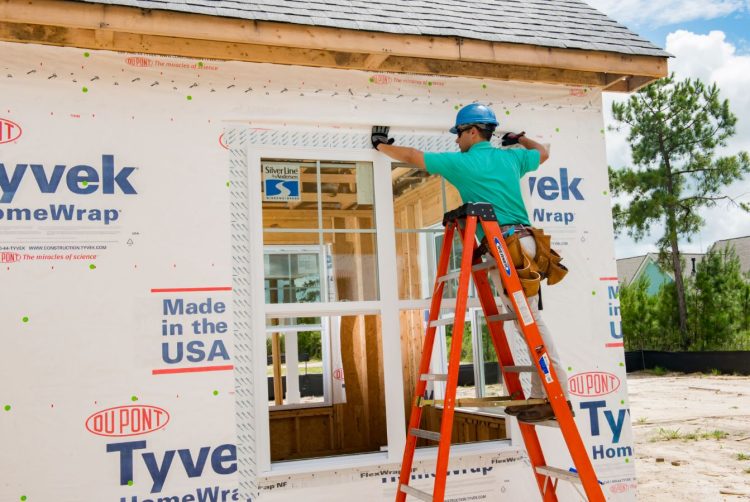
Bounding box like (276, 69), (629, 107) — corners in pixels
(501, 225), (569, 297)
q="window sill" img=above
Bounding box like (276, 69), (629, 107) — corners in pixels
(258, 440), (520, 478)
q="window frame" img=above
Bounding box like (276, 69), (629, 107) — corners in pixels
(248, 146), (405, 474)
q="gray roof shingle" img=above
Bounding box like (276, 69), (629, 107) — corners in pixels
(76, 0), (669, 57)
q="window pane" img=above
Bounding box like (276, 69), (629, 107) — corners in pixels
(266, 327), (324, 407)
(321, 162), (375, 230)
(262, 160), (318, 230)
(395, 230), (440, 300)
(264, 249), (321, 304)
(392, 164), (444, 230)
(322, 232), (379, 301)
(268, 314), (386, 462)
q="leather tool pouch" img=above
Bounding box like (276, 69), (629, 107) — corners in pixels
(516, 256), (541, 297)
(528, 227), (568, 285)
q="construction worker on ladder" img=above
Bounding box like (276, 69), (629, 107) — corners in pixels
(372, 103), (569, 422)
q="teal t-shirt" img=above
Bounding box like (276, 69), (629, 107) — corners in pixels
(424, 141), (540, 228)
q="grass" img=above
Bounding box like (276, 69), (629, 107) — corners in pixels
(652, 428), (682, 441)
(737, 453), (750, 461)
(646, 365), (668, 376)
(636, 417), (648, 425)
(651, 428), (729, 442)
(708, 368), (722, 376)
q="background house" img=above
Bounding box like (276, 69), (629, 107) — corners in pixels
(711, 236), (750, 275)
(617, 252), (705, 294)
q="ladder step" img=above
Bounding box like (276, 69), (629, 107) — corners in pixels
(409, 428), (441, 441)
(535, 466), (582, 484)
(399, 484), (433, 502)
(436, 270), (462, 283)
(420, 373), (448, 381)
(503, 365), (535, 372)
(429, 316), (454, 328)
(487, 312), (517, 323)
(472, 261), (496, 272)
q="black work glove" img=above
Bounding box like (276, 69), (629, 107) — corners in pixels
(372, 125), (395, 150)
(501, 131), (526, 146)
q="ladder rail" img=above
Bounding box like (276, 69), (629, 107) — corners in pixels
(431, 215), (479, 502)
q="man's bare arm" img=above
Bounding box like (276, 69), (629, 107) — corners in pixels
(518, 136), (549, 164)
(376, 144), (426, 170)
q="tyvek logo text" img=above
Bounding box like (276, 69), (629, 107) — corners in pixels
(0, 155), (136, 204)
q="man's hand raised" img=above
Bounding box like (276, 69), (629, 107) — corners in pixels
(501, 131), (526, 146)
(372, 125), (395, 150)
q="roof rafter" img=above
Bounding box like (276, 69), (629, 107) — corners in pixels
(0, 0), (668, 91)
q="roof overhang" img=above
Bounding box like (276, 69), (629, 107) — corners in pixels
(0, 0), (668, 92)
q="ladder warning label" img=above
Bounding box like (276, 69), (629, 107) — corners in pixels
(538, 353), (554, 383)
(512, 290), (534, 326)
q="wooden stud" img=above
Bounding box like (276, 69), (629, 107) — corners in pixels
(271, 332), (284, 406)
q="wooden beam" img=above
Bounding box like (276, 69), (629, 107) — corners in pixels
(0, 21), (618, 89)
(603, 75), (659, 93)
(0, 0), (668, 86)
(272, 332), (284, 406)
(362, 53), (390, 70)
(628, 75), (657, 92)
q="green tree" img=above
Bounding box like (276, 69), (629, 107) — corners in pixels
(619, 276), (659, 351)
(690, 246), (749, 350)
(609, 75), (750, 348)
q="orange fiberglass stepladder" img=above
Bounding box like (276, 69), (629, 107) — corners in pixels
(396, 203), (605, 502)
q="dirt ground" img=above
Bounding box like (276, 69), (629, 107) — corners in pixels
(628, 372), (750, 500)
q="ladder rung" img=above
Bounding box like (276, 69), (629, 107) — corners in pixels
(420, 373), (448, 381)
(503, 365), (535, 372)
(429, 316), (454, 328)
(399, 484), (433, 502)
(535, 466), (582, 484)
(410, 428), (441, 441)
(437, 270), (462, 283)
(487, 312), (517, 323)
(472, 261), (496, 272)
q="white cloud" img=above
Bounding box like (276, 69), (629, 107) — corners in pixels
(585, 0), (747, 28)
(605, 30), (750, 257)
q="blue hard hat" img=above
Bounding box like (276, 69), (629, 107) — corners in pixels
(449, 103), (499, 133)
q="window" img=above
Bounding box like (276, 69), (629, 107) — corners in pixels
(260, 158), (387, 462)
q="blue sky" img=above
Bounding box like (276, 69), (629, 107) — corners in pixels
(585, 1), (750, 258)
(637, 11), (750, 53)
